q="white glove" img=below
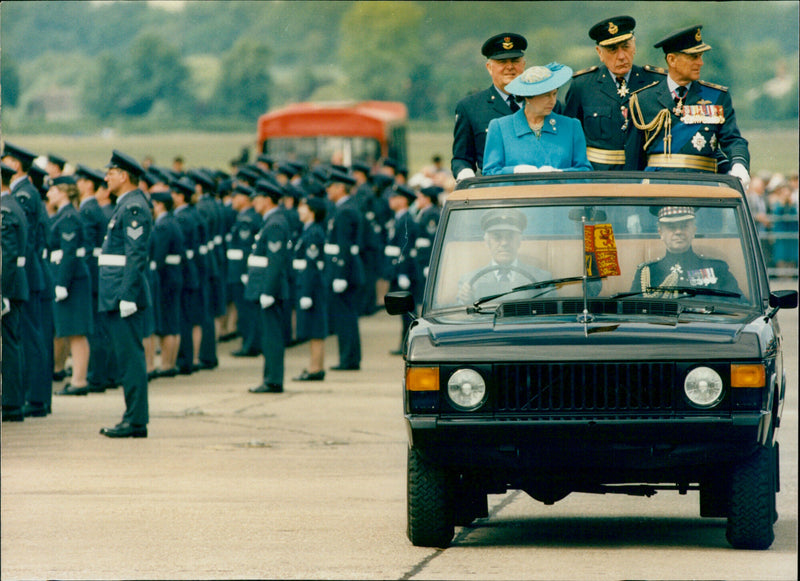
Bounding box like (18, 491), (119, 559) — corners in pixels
(299, 296), (313, 310)
(2, 297), (10, 317)
(398, 274), (411, 289)
(260, 294), (275, 309)
(729, 163), (751, 191)
(119, 300), (138, 318)
(456, 168), (476, 181)
(537, 165), (562, 172)
(332, 278), (348, 293)
(54, 285), (69, 302)
(513, 164), (539, 173)
(240, 274), (249, 285)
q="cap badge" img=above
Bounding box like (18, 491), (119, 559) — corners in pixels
(608, 22), (618, 35)
(695, 28), (702, 42)
(502, 37), (513, 50)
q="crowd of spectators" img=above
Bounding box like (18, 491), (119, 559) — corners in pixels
(746, 170), (799, 275)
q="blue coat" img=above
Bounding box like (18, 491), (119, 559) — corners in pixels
(482, 111), (593, 175)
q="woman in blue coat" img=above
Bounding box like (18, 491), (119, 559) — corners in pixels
(292, 195), (329, 381)
(483, 62), (593, 175)
(46, 176), (93, 395)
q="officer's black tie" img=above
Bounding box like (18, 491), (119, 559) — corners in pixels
(674, 85), (687, 105)
(508, 96), (520, 113)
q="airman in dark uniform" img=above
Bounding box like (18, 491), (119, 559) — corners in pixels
(630, 206), (743, 297)
(413, 185), (442, 303)
(628, 25), (750, 188)
(563, 16), (664, 170)
(246, 179), (291, 393)
(97, 151), (153, 438)
(2, 162), (30, 422)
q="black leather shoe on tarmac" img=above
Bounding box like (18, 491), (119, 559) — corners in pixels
(158, 367), (179, 378)
(231, 350), (259, 358)
(248, 383), (284, 393)
(23, 402), (49, 417)
(56, 384), (90, 396)
(330, 365), (360, 371)
(293, 370), (325, 381)
(99, 422), (147, 438)
(86, 383), (107, 393)
(2, 407), (25, 422)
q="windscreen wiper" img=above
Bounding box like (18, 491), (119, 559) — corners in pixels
(468, 275), (605, 313)
(610, 286), (741, 300)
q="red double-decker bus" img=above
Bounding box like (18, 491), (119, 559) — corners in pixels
(256, 100), (408, 168)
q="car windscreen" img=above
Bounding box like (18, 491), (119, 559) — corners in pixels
(428, 201), (755, 312)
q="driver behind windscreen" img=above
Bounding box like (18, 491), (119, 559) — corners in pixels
(457, 209), (552, 304)
(630, 206), (742, 297)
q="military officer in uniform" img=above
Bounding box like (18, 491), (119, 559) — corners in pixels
(413, 185), (442, 303)
(97, 151), (153, 438)
(325, 168), (365, 371)
(2, 142), (53, 417)
(564, 16), (664, 170)
(2, 162), (30, 422)
(246, 179), (291, 393)
(451, 33), (529, 180)
(630, 206), (743, 297)
(628, 25), (750, 189)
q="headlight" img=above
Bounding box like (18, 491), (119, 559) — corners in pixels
(447, 369), (487, 411)
(684, 366), (724, 408)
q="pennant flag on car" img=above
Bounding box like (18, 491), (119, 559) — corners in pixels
(584, 223), (621, 277)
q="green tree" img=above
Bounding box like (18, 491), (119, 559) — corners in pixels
(338, 2), (424, 102)
(81, 51), (127, 121)
(1, 57), (21, 108)
(123, 32), (192, 117)
(212, 38), (272, 119)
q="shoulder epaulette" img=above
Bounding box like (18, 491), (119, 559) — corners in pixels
(572, 65), (598, 78)
(698, 79), (729, 92)
(630, 80), (661, 96)
(643, 64), (667, 75)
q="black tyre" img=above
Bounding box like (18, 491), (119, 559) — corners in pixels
(407, 447), (454, 547)
(726, 445), (776, 549)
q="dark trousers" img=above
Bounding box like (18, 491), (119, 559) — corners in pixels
(258, 301), (285, 386)
(330, 285), (362, 368)
(88, 292), (117, 387)
(101, 310), (149, 426)
(235, 292), (261, 354)
(20, 292), (50, 406)
(199, 310), (218, 366)
(2, 305), (25, 410)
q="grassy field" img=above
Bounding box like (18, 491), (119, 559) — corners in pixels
(8, 127), (798, 178)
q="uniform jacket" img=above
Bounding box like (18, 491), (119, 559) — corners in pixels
(483, 111), (593, 175)
(325, 195), (366, 288)
(630, 248), (742, 296)
(563, 64), (663, 170)
(11, 176), (47, 294)
(1, 191), (30, 302)
(47, 203), (90, 290)
(413, 204), (440, 300)
(225, 206), (261, 284)
(292, 221), (327, 307)
(151, 212), (185, 293)
(174, 204), (202, 290)
(79, 196), (108, 294)
(458, 261), (553, 304)
(97, 188), (153, 312)
(629, 78), (749, 172)
(245, 207), (291, 302)
(195, 197), (220, 281)
(384, 209), (419, 292)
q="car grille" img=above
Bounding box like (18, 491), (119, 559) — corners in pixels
(500, 299), (680, 318)
(494, 362), (675, 413)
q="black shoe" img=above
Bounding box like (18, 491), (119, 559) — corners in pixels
(87, 383), (107, 393)
(53, 370), (68, 382)
(147, 370), (160, 381)
(56, 384), (90, 396)
(197, 361), (218, 371)
(330, 364), (360, 371)
(99, 422), (147, 438)
(158, 367), (179, 378)
(23, 402), (49, 417)
(2, 407), (24, 422)
(249, 383), (283, 393)
(231, 350), (259, 358)
(219, 332), (240, 343)
(293, 369), (325, 381)
(177, 366), (194, 375)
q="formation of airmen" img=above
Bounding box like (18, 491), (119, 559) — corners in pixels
(1, 141), (446, 435)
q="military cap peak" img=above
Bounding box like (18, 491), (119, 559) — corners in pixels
(643, 64), (668, 75)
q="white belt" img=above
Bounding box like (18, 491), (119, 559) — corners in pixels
(93, 247), (103, 257)
(384, 245), (401, 257)
(324, 243), (340, 256)
(292, 259), (307, 271)
(227, 249), (244, 260)
(214, 235), (223, 245)
(247, 255), (269, 268)
(16, 256), (26, 267)
(186, 249), (195, 259)
(165, 254), (182, 265)
(98, 254), (126, 266)
(415, 238), (431, 248)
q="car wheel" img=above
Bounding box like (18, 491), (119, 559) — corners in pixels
(725, 445), (776, 549)
(407, 447), (454, 547)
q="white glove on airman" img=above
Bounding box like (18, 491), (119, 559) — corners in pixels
(332, 279), (348, 293)
(55, 285), (69, 302)
(260, 294), (275, 309)
(119, 300), (138, 318)
(299, 296), (313, 310)
(729, 163), (751, 191)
